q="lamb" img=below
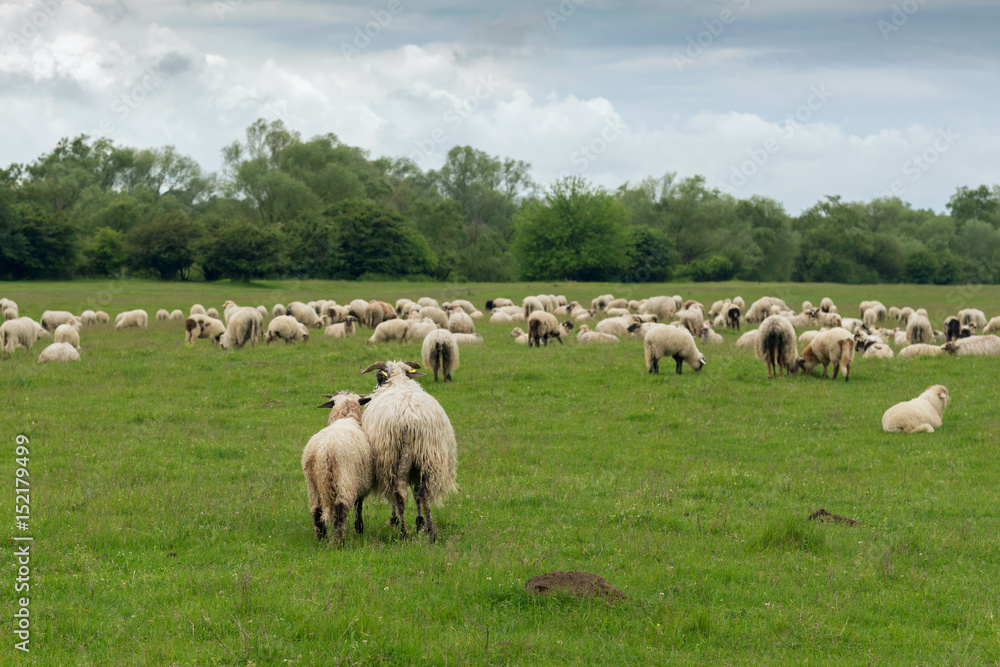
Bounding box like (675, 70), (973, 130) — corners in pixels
(754, 315), (799, 379)
(447, 310), (475, 334)
(54, 323), (81, 350)
(325, 316), (357, 338)
(527, 311), (573, 347)
(361, 361), (458, 541)
(368, 319), (410, 344)
(983, 317), (1000, 335)
(190, 304), (206, 316)
(41, 310), (78, 332)
(644, 324), (706, 375)
(37, 342), (81, 363)
(0, 317), (50, 360)
(272, 304), (286, 317)
(219, 308), (263, 350)
(95, 311), (109, 324)
(799, 327), (855, 381)
(156, 309), (170, 321)
(115, 309), (148, 330)
(510, 327), (529, 345)
(576, 325), (619, 344)
(899, 344), (945, 358)
(266, 315), (310, 345)
(287, 301), (322, 329)
(303, 391), (376, 543)
(185, 315), (226, 345)
(422, 329), (459, 382)
(906, 314), (933, 345)
(169, 309), (184, 320)
(700, 322), (723, 344)
(451, 333), (483, 345)
(882, 385), (949, 433)
(942, 335), (1000, 357)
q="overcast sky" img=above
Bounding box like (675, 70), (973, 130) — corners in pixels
(1, 0), (998, 214)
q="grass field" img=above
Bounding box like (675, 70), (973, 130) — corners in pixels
(2, 279), (1000, 665)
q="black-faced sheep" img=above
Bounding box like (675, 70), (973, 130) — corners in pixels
(303, 391), (375, 543)
(422, 329), (459, 382)
(1, 318), (50, 360)
(726, 305), (742, 330)
(882, 385), (949, 433)
(644, 324), (706, 375)
(266, 315), (310, 345)
(361, 361), (457, 542)
(799, 327), (855, 381)
(325, 315), (358, 338)
(754, 315), (798, 379)
(944, 316), (961, 342)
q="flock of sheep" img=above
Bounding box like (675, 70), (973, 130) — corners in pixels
(4, 288), (996, 543)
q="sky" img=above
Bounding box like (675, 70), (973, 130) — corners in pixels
(1, 0), (998, 214)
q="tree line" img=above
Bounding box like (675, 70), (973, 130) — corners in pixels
(2, 119), (998, 284)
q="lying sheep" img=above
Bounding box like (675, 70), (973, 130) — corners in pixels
(510, 327), (529, 345)
(419, 306), (449, 330)
(906, 314), (933, 345)
(422, 329), (459, 382)
(37, 342), (80, 363)
(882, 385), (950, 433)
(644, 324), (706, 375)
(115, 309), (148, 330)
(527, 311), (572, 347)
(325, 315), (358, 338)
(54, 323), (81, 350)
(899, 344), (945, 359)
(754, 315), (798, 379)
(576, 325), (619, 344)
(266, 315), (310, 345)
(452, 333), (482, 345)
(219, 308), (263, 350)
(799, 328), (855, 381)
(185, 315), (226, 345)
(1, 317), (50, 360)
(303, 391), (376, 543)
(700, 322), (723, 344)
(595, 315), (637, 336)
(368, 319), (410, 344)
(862, 343), (895, 359)
(942, 335), (1000, 357)
(735, 329), (758, 348)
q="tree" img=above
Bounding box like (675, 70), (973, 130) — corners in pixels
(513, 176), (630, 281)
(947, 185), (999, 229)
(82, 227), (128, 277)
(903, 247), (939, 284)
(325, 200), (435, 279)
(127, 217), (202, 280)
(197, 220), (285, 282)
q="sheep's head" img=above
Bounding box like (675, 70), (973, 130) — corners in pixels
(318, 391), (371, 424)
(361, 360), (425, 387)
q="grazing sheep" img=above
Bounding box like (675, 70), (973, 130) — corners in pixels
(0, 317), (50, 360)
(595, 315), (637, 336)
(190, 304), (206, 316)
(754, 315), (799, 379)
(417, 297), (440, 310)
(266, 315), (310, 345)
(745, 297), (789, 324)
(256, 305), (268, 319)
(522, 296), (544, 320)
(407, 321), (438, 341)
(944, 316), (961, 342)
(882, 385), (950, 433)
(983, 317), (1000, 335)
(272, 304), (286, 317)
(185, 315), (226, 345)
(303, 391), (376, 543)
(422, 329), (459, 382)
(816, 311), (843, 328)
(37, 342), (81, 363)
(287, 301), (322, 329)
(906, 314), (933, 345)
(361, 361), (458, 542)
(527, 311), (573, 347)
(325, 316), (357, 339)
(644, 324), (706, 375)
(942, 335), (1000, 357)
(510, 327), (529, 345)
(451, 333), (482, 345)
(219, 308), (263, 350)
(96, 311), (109, 324)
(799, 328), (855, 381)
(490, 310), (513, 324)
(798, 330), (823, 347)
(169, 309), (184, 320)
(641, 296), (677, 322)
(79, 310), (97, 326)
(368, 319), (410, 344)
(115, 309), (148, 330)
(820, 297), (835, 313)
(576, 325), (619, 344)
(485, 298), (514, 311)
(736, 329), (759, 348)
(41, 310), (78, 332)
(899, 344), (945, 359)
(156, 309), (170, 321)
(959, 308), (987, 330)
(447, 310), (475, 334)
(367, 300), (396, 328)
(591, 294), (615, 311)
(54, 323), (80, 350)
(674, 308), (704, 337)
(417, 306), (448, 329)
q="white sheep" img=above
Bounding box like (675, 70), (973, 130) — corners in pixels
(641, 296), (677, 322)
(862, 343), (895, 359)
(576, 325), (619, 344)
(942, 335), (1000, 357)
(899, 344), (945, 358)
(447, 310), (475, 334)
(169, 309), (183, 320)
(156, 309), (170, 320)
(361, 361), (457, 541)
(303, 391), (376, 543)
(754, 315), (798, 379)
(96, 311), (109, 324)
(591, 294), (615, 311)
(882, 385), (949, 433)
(417, 297), (440, 309)
(510, 327), (529, 345)
(266, 315), (310, 345)
(325, 315), (358, 338)
(820, 297), (835, 313)
(485, 298), (514, 311)
(673, 308), (703, 337)
(272, 303), (286, 317)
(982, 316), (1000, 335)
(422, 329), (459, 382)
(79, 310), (97, 326)
(190, 304), (206, 316)
(745, 297), (789, 324)
(185, 315), (226, 345)
(407, 321), (438, 341)
(522, 296), (544, 320)
(735, 329), (758, 348)
(41, 310), (79, 332)
(595, 315), (637, 336)
(418, 306), (448, 329)
(490, 310), (513, 324)
(906, 314), (933, 345)
(451, 333), (482, 345)
(368, 319), (410, 344)
(54, 323), (81, 350)
(287, 301), (322, 329)
(799, 327), (855, 381)
(700, 322), (723, 344)
(115, 309), (148, 330)
(644, 324), (706, 375)
(959, 308), (987, 330)
(219, 308), (263, 350)
(1, 317), (50, 360)
(37, 342), (80, 363)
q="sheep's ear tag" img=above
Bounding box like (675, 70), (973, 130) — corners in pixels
(378, 370), (388, 379)
(407, 370), (427, 378)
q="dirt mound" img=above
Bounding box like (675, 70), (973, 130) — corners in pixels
(808, 508), (858, 526)
(524, 571), (626, 604)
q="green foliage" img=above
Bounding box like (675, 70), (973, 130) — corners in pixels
(126, 216), (203, 280)
(82, 226), (128, 277)
(513, 176), (629, 281)
(196, 220), (286, 282)
(679, 255), (735, 282)
(325, 200), (435, 279)
(621, 225), (675, 282)
(902, 247), (939, 284)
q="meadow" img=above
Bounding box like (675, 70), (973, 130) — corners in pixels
(2, 279), (999, 665)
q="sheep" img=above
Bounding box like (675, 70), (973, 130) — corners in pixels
(862, 343), (895, 359)
(898, 307), (914, 325)
(3, 306), (19, 321)
(527, 311), (573, 347)
(266, 315), (310, 345)
(983, 317), (1000, 335)
(606, 307), (630, 318)
(367, 300), (396, 328)
(360, 361), (457, 541)
(41, 310), (78, 332)
(899, 344), (945, 359)
(591, 294), (615, 311)
(325, 315), (357, 338)
(0, 317), (50, 360)
(256, 305), (268, 319)
(799, 327), (855, 381)
(862, 308), (878, 329)
(79, 310), (97, 326)
(287, 301), (322, 329)
(422, 329), (459, 382)
(96, 311), (109, 324)
(754, 315), (799, 379)
(219, 308), (263, 350)
(801, 300), (814, 313)
(185, 315), (226, 345)
(368, 319), (410, 344)
(54, 323), (81, 350)
(674, 308), (703, 337)
(882, 385), (950, 433)
(820, 297), (835, 313)
(510, 327), (529, 345)
(606, 298), (629, 311)
(815, 311), (843, 328)
(418, 306), (449, 329)
(944, 316), (961, 342)
(37, 342), (80, 363)
(169, 309), (184, 320)
(0, 298), (15, 311)
(595, 315), (637, 336)
(641, 296), (677, 322)
(576, 325), (619, 344)
(303, 391), (376, 543)
(888, 306), (901, 321)
(447, 310), (475, 334)
(745, 297), (789, 324)
(644, 324), (706, 375)
(156, 309), (170, 320)
(798, 329), (824, 347)
(942, 335), (1000, 357)
(115, 309), (148, 330)
(736, 329), (758, 348)
(700, 322), (723, 344)
(490, 310), (513, 325)
(452, 333), (483, 345)
(906, 314), (933, 345)
(448, 299), (477, 315)
(417, 297), (440, 310)
(959, 308), (987, 330)
(272, 304), (286, 317)
(485, 298), (514, 311)
(522, 296), (544, 319)
(407, 321), (438, 342)
(726, 305), (742, 330)
(190, 304), (206, 316)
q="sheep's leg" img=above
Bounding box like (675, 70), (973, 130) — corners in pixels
(822, 364), (830, 379)
(674, 354), (683, 375)
(650, 355), (659, 374)
(414, 484), (425, 533)
(417, 472), (437, 543)
(312, 506), (327, 541)
(332, 500), (349, 543)
(389, 504), (399, 526)
(394, 490), (408, 538)
(433, 366), (439, 382)
(354, 498), (365, 534)
(444, 368), (451, 382)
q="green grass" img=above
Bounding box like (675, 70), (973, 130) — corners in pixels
(2, 279), (1000, 665)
